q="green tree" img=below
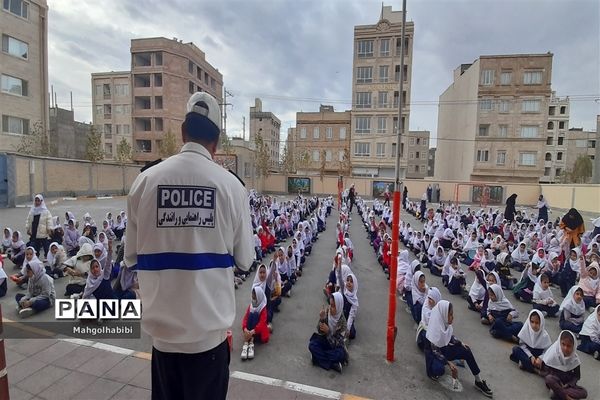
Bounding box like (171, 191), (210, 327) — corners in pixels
(86, 126), (104, 163)
(116, 137), (132, 164)
(254, 132), (270, 178)
(158, 130), (179, 158)
(568, 155), (593, 183)
(319, 149), (327, 181)
(14, 121), (52, 156)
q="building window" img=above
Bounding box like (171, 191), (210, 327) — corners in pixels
(115, 83), (129, 96)
(244, 162), (251, 178)
(356, 117), (370, 134)
(496, 151), (506, 165)
(479, 99), (493, 111)
(155, 52), (163, 65)
(519, 152), (536, 166)
(499, 100), (510, 113)
(478, 125), (489, 137)
(423, 138), (428, 146)
(3, 0), (28, 18)
(103, 104), (112, 115)
(357, 40), (373, 58)
(549, 106), (555, 116)
(547, 121), (554, 130)
(379, 65), (389, 83)
(312, 150), (320, 161)
(104, 143), (113, 155)
(545, 152), (552, 161)
(557, 152), (563, 160)
(2, 34), (28, 59)
(326, 127), (333, 139)
(355, 92), (371, 108)
(409, 137), (415, 145)
(354, 142), (370, 156)
(523, 71), (543, 84)
(378, 91), (388, 108)
(559, 121), (565, 130)
(560, 106), (566, 114)
(555, 168), (562, 177)
(356, 66), (373, 83)
(376, 143), (386, 157)
(326, 150), (332, 161)
(313, 127), (319, 139)
(500, 71), (512, 85)
(416, 138), (421, 145)
(377, 117), (387, 133)
(188, 60), (194, 74)
(522, 99), (541, 113)
(300, 127), (307, 139)
(1, 74), (27, 96)
(380, 38), (390, 56)
(188, 81), (195, 94)
(339, 127), (346, 139)
(480, 69), (494, 85)
(104, 124), (112, 135)
(391, 143), (397, 158)
(416, 151), (420, 159)
(2, 114), (29, 134)
(414, 165), (420, 172)
(520, 126), (538, 138)
(546, 137), (553, 145)
(498, 125), (508, 137)
(544, 167), (551, 176)
(338, 150), (344, 162)
(95, 105), (103, 115)
(155, 96), (163, 109)
(395, 37), (409, 56)
(409, 152), (414, 159)
(476, 150), (489, 162)
(154, 74), (162, 87)
(557, 136), (564, 146)
(136, 140), (152, 152)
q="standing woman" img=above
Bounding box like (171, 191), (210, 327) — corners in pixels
(25, 194), (53, 259)
(504, 194), (518, 223)
(536, 195), (549, 224)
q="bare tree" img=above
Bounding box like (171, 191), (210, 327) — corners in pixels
(566, 155), (593, 183)
(86, 126), (104, 195)
(158, 130), (179, 158)
(341, 147), (352, 177)
(254, 132), (270, 178)
(14, 121), (52, 156)
(116, 137), (132, 164)
(295, 149), (310, 171)
(319, 149), (327, 181)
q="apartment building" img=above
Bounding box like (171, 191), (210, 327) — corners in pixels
(540, 93), (569, 183)
(1, 0), (48, 152)
(92, 37), (223, 162)
(565, 128), (596, 181)
(350, 5), (413, 178)
(249, 98), (281, 169)
(435, 53), (553, 183)
(91, 71), (132, 159)
(294, 105), (351, 174)
(406, 130), (430, 178)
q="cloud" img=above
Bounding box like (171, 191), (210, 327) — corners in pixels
(47, 0), (599, 142)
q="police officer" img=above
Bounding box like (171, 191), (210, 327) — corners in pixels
(125, 92), (255, 400)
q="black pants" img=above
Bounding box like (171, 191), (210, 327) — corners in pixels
(152, 340), (230, 400)
(29, 238), (50, 258)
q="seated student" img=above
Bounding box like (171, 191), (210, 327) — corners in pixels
(416, 287), (442, 351)
(533, 273), (560, 317)
(467, 266), (488, 313)
(241, 286), (270, 361)
(113, 261), (138, 300)
(577, 305), (600, 359)
(411, 271), (429, 324)
(544, 252), (562, 286)
(396, 250), (411, 300)
(342, 272), (358, 340)
(513, 263), (541, 303)
(447, 257), (466, 295)
(275, 247), (292, 298)
(113, 214), (126, 241)
(542, 330), (588, 400)
(63, 219), (80, 257)
(482, 249), (496, 273)
(0, 255), (7, 297)
(486, 284), (523, 343)
(308, 292), (349, 373)
(578, 261), (599, 310)
(424, 300), (494, 397)
(428, 246), (446, 277)
(404, 260), (420, 306)
(510, 241), (530, 272)
(469, 245), (486, 271)
(9, 246), (36, 288)
(559, 286), (586, 334)
(559, 248), (582, 297)
(62, 243), (94, 297)
(8, 230), (26, 269)
(510, 309), (552, 374)
(1, 227), (12, 254)
(82, 244), (114, 300)
(495, 252), (516, 290)
(479, 271), (501, 325)
(45, 242), (65, 279)
(440, 250), (456, 287)
(15, 257), (55, 318)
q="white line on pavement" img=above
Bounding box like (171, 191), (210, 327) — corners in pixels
(230, 370), (342, 399)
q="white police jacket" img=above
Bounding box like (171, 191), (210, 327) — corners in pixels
(125, 142), (255, 353)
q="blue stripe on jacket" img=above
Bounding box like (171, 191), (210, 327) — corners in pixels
(136, 252), (235, 271)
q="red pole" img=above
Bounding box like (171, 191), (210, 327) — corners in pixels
(386, 190), (401, 361)
(0, 304), (9, 400)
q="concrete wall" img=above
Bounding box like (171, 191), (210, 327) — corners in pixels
(4, 153), (140, 206)
(540, 184), (600, 214)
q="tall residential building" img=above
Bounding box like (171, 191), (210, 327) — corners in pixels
(565, 127), (596, 182)
(350, 5), (413, 177)
(294, 105), (351, 174)
(434, 53), (553, 183)
(92, 37), (223, 163)
(91, 71), (132, 159)
(540, 93), (569, 183)
(249, 98), (281, 169)
(1, 0), (48, 152)
(406, 130), (430, 179)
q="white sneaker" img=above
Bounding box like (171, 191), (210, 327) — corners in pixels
(19, 307), (34, 319)
(241, 342), (249, 360)
(247, 343), (254, 359)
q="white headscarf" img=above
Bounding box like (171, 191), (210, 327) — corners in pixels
(584, 262), (599, 291)
(82, 258), (105, 299)
(328, 292), (344, 332)
(344, 273), (359, 307)
(559, 286), (585, 316)
(580, 305), (600, 338)
(426, 300), (453, 348)
(252, 264), (268, 292)
(24, 248), (45, 283)
(411, 271), (428, 306)
(542, 330), (580, 372)
(250, 286), (267, 314)
(30, 194), (48, 216)
(518, 309), (552, 350)
(533, 274), (553, 302)
(487, 284), (514, 312)
(397, 250), (410, 275)
(421, 287), (442, 328)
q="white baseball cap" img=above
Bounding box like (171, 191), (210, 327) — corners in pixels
(186, 92), (221, 131)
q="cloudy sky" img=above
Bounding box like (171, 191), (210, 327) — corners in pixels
(48, 0), (599, 147)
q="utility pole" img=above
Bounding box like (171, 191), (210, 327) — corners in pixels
(222, 87), (234, 138)
(242, 116), (246, 141)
